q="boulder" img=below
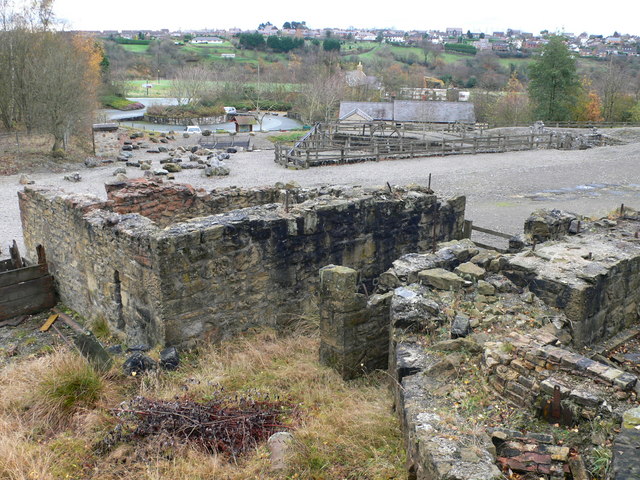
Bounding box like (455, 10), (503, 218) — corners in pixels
(84, 158), (100, 168)
(63, 172), (81, 182)
(622, 407), (640, 429)
(477, 280), (496, 296)
(163, 163), (182, 173)
(203, 160), (230, 176)
(451, 314), (472, 339)
(19, 174), (34, 185)
(267, 432), (294, 470)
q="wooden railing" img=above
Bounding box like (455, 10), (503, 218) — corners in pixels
(275, 122), (617, 168)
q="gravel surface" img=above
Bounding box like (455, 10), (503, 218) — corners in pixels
(2, 129), (640, 259)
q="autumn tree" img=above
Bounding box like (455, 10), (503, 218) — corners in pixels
(31, 33), (101, 151)
(528, 36), (579, 121)
(573, 77), (603, 122)
(491, 72), (532, 125)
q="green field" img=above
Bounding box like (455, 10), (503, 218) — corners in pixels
(127, 79), (172, 97)
(120, 44), (150, 53)
(124, 78), (300, 98)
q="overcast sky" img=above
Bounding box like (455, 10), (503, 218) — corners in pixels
(53, 0), (639, 36)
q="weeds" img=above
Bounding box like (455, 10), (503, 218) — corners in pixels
(0, 330), (406, 479)
(589, 446), (612, 479)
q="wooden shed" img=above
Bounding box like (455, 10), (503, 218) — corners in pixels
(233, 115), (257, 133)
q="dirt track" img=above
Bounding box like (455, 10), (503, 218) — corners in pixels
(2, 129), (640, 259)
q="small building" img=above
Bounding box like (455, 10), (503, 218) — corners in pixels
(221, 53), (236, 58)
(192, 36), (224, 44)
(233, 115), (257, 133)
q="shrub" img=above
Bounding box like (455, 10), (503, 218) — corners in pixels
(444, 43), (477, 55)
(146, 104), (224, 118)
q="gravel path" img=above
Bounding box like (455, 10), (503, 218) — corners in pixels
(2, 132), (640, 259)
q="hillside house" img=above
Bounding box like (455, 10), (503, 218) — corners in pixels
(345, 62), (380, 89)
(192, 36), (224, 44)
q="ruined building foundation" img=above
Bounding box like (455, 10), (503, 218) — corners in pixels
(19, 179), (465, 346)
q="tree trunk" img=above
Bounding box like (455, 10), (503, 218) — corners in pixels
(52, 135), (63, 152)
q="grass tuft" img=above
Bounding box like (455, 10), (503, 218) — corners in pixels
(36, 356), (104, 412)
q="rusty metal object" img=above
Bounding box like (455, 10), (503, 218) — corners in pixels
(541, 385), (575, 427)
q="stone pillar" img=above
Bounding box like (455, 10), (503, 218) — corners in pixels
(92, 123), (120, 157)
(319, 265), (391, 380)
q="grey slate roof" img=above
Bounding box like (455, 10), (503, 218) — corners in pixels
(339, 100), (475, 123)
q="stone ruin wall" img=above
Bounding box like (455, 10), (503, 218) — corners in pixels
(19, 180), (466, 347)
(318, 211), (640, 480)
(508, 209), (640, 346)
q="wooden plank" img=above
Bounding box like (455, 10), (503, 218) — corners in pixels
(0, 315), (28, 328)
(0, 275), (55, 303)
(10, 240), (23, 269)
(471, 225), (514, 239)
(0, 263), (48, 288)
(0, 287), (57, 321)
(40, 313), (59, 332)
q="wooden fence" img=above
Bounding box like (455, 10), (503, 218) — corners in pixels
(488, 121), (640, 129)
(275, 121), (617, 168)
(0, 244), (57, 321)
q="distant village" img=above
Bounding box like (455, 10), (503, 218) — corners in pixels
(78, 24), (640, 58)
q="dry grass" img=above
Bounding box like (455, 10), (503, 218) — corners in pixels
(0, 131), (90, 175)
(0, 330), (406, 479)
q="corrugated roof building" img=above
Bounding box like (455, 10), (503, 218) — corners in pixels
(339, 100), (475, 124)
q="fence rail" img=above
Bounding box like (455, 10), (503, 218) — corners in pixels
(488, 121), (640, 129)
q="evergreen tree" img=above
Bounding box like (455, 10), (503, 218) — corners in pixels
(528, 36), (579, 121)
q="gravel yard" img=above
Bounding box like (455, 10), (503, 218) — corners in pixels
(2, 128), (640, 260)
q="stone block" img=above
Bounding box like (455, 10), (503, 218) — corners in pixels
(569, 388), (602, 407)
(454, 262), (486, 281)
(614, 372), (638, 391)
(419, 268), (466, 291)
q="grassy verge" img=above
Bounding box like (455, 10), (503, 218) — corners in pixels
(0, 329), (406, 479)
(100, 95), (142, 110)
(268, 130), (308, 144)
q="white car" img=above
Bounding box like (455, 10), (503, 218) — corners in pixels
(185, 126), (202, 134)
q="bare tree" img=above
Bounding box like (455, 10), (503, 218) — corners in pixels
(295, 69), (345, 124)
(598, 57), (629, 121)
(169, 64), (212, 105)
